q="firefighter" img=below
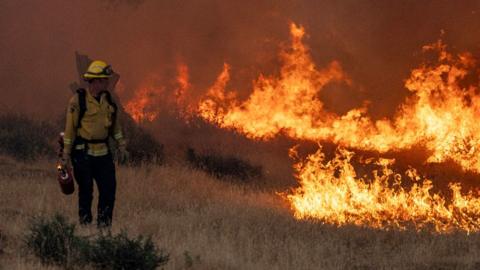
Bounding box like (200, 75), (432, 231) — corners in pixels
(61, 60), (128, 228)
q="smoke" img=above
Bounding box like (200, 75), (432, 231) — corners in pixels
(1, 0), (479, 119)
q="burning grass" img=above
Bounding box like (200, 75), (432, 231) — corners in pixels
(285, 146), (480, 233)
(1, 156), (480, 269)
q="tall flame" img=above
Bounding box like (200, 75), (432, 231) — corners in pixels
(196, 23), (480, 174)
(198, 23), (349, 140)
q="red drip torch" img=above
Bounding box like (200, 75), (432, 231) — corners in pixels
(57, 132), (75, 195)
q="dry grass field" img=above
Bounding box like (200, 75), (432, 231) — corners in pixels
(1, 154), (480, 270)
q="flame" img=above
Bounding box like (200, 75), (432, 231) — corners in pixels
(196, 22), (480, 174)
(174, 63), (191, 108)
(285, 147), (480, 233)
(193, 22), (480, 232)
(198, 23), (349, 140)
(125, 63), (192, 123)
(124, 85), (163, 123)
(198, 63), (237, 123)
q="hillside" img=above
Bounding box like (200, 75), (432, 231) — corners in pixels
(1, 156), (479, 270)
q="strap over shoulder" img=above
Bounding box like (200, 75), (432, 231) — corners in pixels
(101, 90), (117, 112)
(76, 88), (86, 129)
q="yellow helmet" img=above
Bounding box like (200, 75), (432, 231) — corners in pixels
(83, 60), (112, 80)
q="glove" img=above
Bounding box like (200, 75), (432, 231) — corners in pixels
(60, 152), (72, 169)
(117, 146), (129, 164)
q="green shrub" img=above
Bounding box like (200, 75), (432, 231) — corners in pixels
(84, 231), (169, 270)
(24, 214), (86, 267)
(187, 148), (262, 180)
(24, 214), (169, 269)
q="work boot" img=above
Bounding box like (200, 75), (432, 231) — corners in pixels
(79, 214), (92, 225)
(97, 214), (112, 229)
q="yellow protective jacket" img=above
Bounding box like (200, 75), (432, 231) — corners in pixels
(63, 90), (126, 157)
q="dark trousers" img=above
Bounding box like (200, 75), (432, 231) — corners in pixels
(71, 151), (116, 227)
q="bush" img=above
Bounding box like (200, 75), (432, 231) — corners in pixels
(24, 214), (85, 267)
(187, 148), (262, 180)
(123, 120), (164, 166)
(0, 113), (56, 161)
(24, 214), (169, 269)
(85, 231), (169, 270)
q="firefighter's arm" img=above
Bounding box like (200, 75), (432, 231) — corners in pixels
(111, 109), (126, 149)
(63, 95), (79, 156)
(111, 109), (129, 163)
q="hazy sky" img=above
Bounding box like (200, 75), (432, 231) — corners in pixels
(1, 0), (479, 118)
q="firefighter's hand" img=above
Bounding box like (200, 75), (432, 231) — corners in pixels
(60, 153), (72, 168)
(117, 146), (129, 164)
